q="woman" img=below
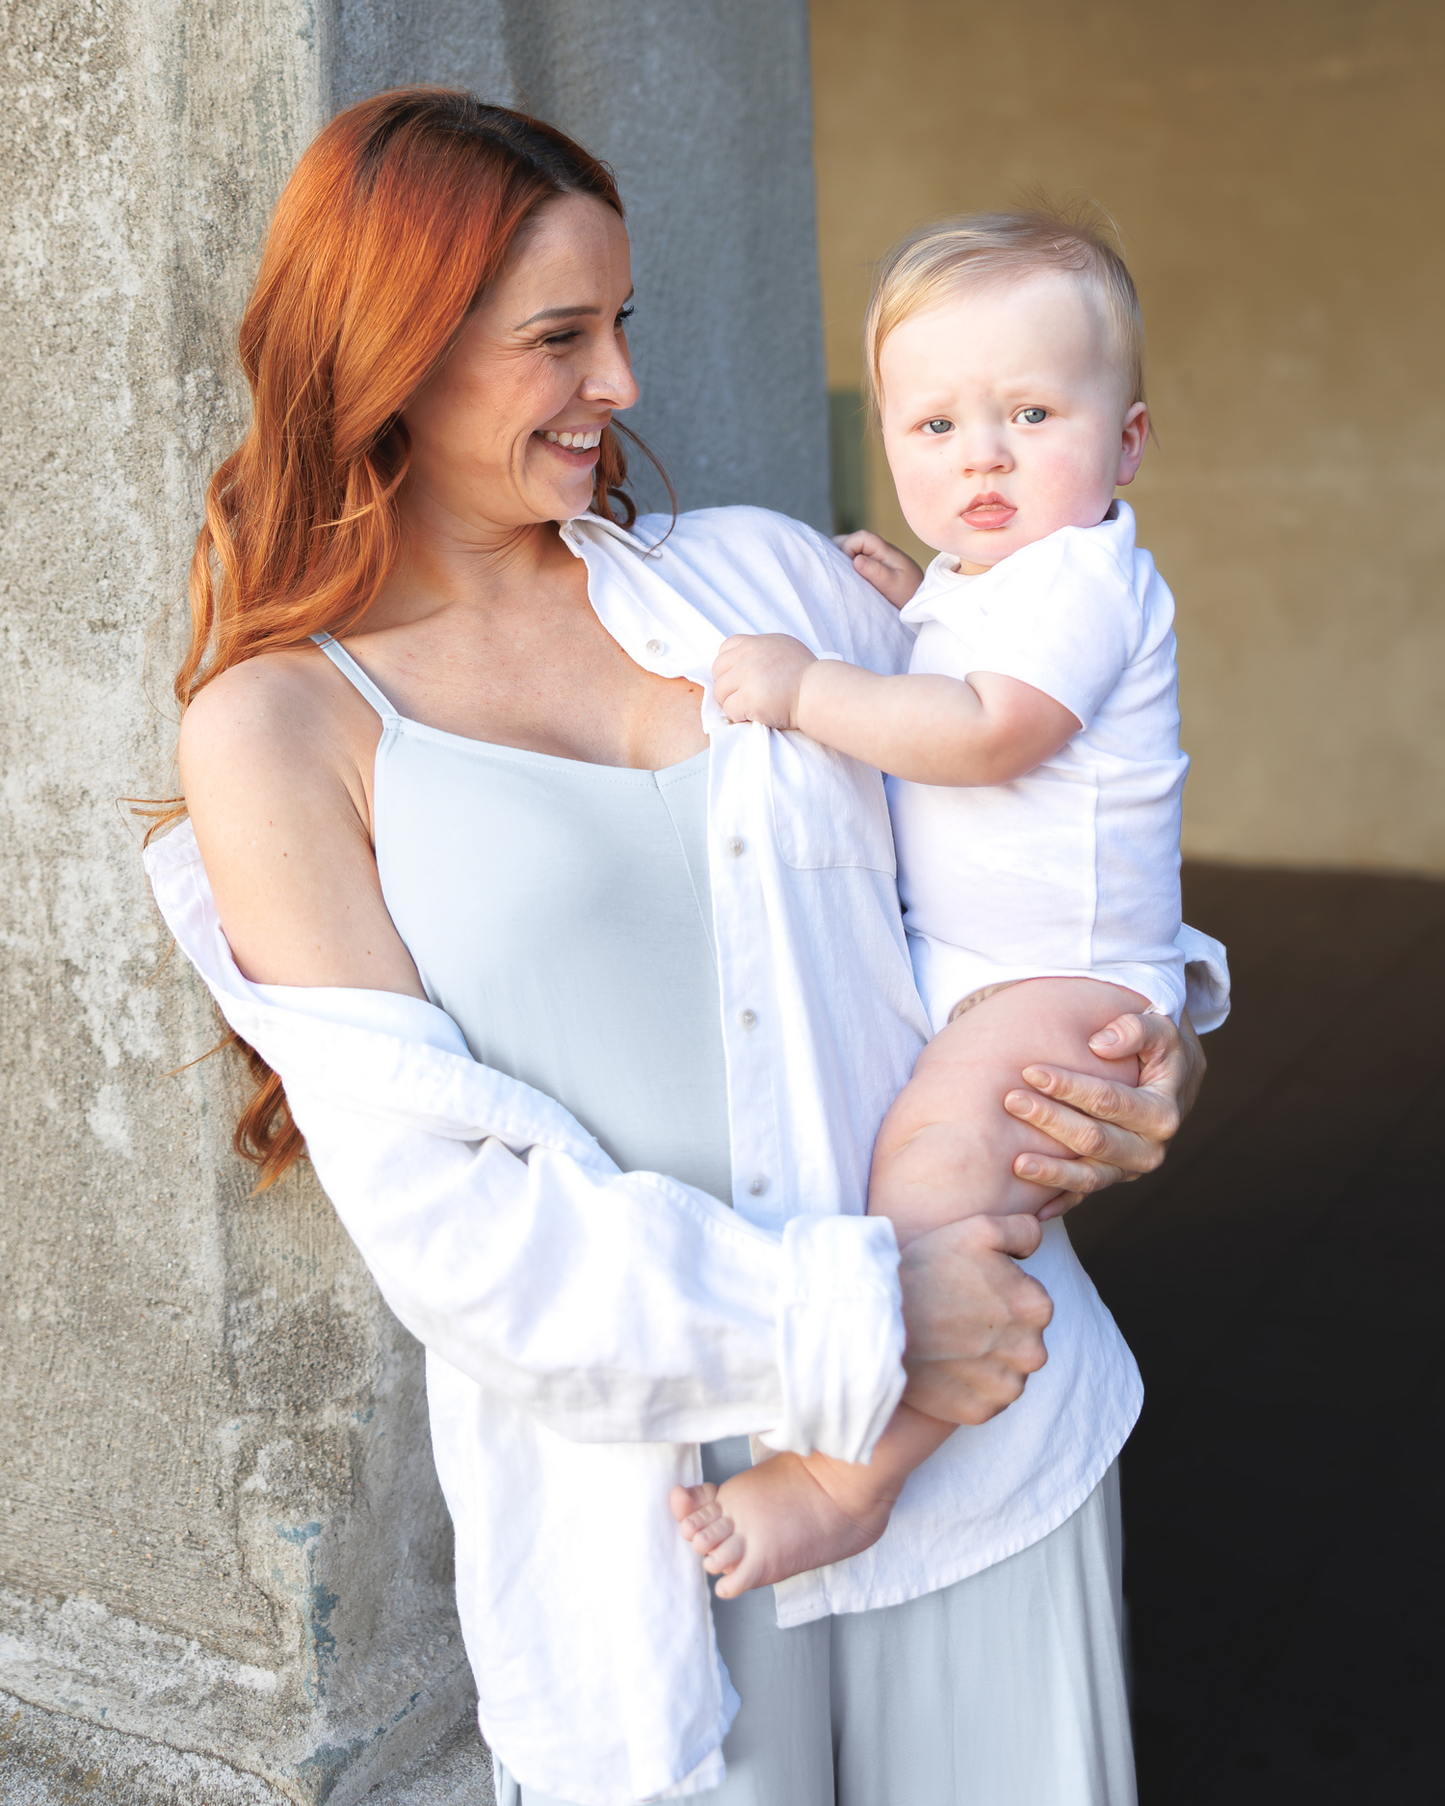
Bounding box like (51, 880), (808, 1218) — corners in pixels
(148, 89), (1215, 1805)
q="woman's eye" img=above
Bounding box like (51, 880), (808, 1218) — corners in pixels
(921, 418), (953, 436)
(616, 303), (635, 329)
(1016, 407), (1048, 425)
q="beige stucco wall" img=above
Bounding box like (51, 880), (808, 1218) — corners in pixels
(812, 0), (1445, 873)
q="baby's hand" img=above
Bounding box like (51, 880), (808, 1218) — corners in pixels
(713, 634), (816, 729)
(835, 530), (925, 609)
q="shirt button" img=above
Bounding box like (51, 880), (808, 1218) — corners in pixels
(738, 1009), (757, 1030)
(645, 638), (666, 655)
(748, 1176), (768, 1196)
(726, 837), (745, 857)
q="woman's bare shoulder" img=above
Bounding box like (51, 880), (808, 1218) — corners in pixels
(178, 646), (349, 775)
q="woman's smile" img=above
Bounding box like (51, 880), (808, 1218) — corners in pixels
(536, 425), (605, 460)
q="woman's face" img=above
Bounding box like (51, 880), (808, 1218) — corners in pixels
(401, 191), (639, 537)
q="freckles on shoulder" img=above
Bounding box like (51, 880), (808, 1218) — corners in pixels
(177, 653), (364, 852)
(180, 651), (344, 776)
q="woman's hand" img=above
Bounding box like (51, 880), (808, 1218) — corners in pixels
(897, 1214), (1054, 1423)
(1005, 1009), (1205, 1219)
(834, 529), (925, 609)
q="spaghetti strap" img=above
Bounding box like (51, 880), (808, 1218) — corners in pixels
(311, 631), (399, 721)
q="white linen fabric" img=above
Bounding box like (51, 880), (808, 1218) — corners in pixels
(894, 500), (1216, 1035)
(145, 506), (1224, 1805)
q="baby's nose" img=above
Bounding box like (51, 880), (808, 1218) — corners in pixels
(961, 443), (1010, 474)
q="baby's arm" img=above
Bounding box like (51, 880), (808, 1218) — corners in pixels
(711, 637), (1079, 786)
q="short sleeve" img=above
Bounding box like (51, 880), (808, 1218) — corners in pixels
(948, 526), (1141, 727)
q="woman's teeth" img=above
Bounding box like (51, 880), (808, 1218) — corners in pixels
(543, 429), (603, 449)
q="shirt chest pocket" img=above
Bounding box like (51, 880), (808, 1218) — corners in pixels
(767, 731), (897, 875)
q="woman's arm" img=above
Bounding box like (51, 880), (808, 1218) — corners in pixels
(178, 650), (425, 994)
(1004, 1008), (1204, 1215)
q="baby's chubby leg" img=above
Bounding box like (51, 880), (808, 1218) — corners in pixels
(672, 978), (1146, 1597)
(869, 977), (1147, 1242)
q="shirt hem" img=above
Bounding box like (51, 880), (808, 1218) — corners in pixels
(485, 1682), (739, 1806)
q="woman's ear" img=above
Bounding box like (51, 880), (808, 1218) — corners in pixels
(1115, 402), (1150, 487)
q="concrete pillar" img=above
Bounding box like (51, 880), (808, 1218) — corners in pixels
(0, 4), (826, 1802)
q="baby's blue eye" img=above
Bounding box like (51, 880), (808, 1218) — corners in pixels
(922, 418), (953, 436)
(1017, 407), (1048, 425)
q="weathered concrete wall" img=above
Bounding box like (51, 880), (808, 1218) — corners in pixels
(0, 2), (826, 1800)
(812, 0), (1445, 874)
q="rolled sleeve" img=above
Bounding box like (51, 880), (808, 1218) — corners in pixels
(760, 1214), (907, 1463)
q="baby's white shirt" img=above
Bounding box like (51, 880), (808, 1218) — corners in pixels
(891, 500), (1191, 1034)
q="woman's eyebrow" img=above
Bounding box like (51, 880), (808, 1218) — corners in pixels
(514, 290), (635, 330)
(515, 304), (598, 327)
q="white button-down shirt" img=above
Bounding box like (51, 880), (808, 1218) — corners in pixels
(146, 506), (1226, 1805)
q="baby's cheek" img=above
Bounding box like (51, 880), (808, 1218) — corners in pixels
(892, 456), (954, 545)
(1029, 444), (1119, 533)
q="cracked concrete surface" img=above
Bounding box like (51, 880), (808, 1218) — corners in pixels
(1, 1690), (497, 1804)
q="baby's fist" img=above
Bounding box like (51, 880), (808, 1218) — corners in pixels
(835, 530), (925, 609)
(713, 634), (816, 729)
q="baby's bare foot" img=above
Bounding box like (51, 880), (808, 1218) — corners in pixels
(668, 1450), (899, 1600)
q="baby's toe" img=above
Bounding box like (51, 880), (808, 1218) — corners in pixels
(689, 1512), (735, 1556)
(701, 1530), (746, 1577)
(669, 1482), (717, 1526)
(681, 1500), (727, 1542)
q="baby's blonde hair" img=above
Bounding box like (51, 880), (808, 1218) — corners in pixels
(864, 203), (1146, 417)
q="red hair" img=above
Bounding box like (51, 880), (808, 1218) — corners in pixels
(156, 88), (661, 1187)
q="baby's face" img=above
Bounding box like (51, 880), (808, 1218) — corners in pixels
(878, 273), (1148, 573)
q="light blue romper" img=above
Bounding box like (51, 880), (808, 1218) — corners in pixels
(315, 635), (1136, 1806)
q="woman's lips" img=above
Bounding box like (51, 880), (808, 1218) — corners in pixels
(961, 495), (1017, 531)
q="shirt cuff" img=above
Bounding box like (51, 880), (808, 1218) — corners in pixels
(1177, 923), (1231, 1032)
(760, 1214), (907, 1463)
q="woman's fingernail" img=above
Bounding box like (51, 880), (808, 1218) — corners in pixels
(1018, 1160), (1041, 1178)
(1020, 1067), (1049, 1088)
(1090, 1028), (1119, 1048)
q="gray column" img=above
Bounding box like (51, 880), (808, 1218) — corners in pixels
(0, 3), (825, 1802)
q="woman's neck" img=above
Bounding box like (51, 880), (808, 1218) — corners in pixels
(366, 505), (578, 636)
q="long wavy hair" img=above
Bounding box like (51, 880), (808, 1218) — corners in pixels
(154, 88), (661, 1188)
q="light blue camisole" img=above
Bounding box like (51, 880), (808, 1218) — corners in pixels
(313, 633), (733, 1207)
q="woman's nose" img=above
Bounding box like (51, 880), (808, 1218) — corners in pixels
(581, 340), (640, 411)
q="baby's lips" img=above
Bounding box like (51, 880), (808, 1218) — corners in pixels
(962, 504), (1016, 529)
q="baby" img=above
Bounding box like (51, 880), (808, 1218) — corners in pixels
(670, 209), (1191, 1596)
